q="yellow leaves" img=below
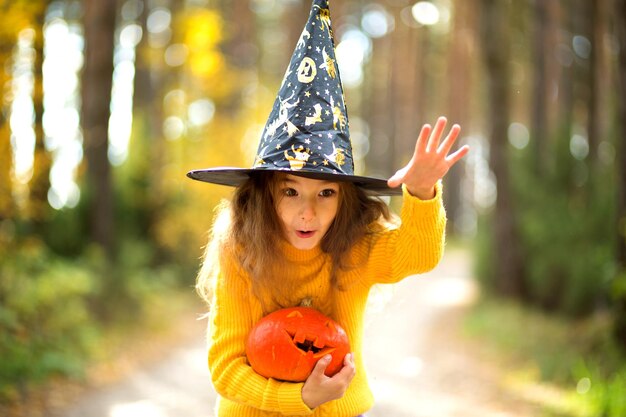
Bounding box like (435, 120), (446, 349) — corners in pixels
(0, 0), (46, 59)
(0, 122), (14, 219)
(188, 49), (225, 79)
(182, 9), (226, 79)
(0, 2), (35, 40)
(0, 0), (47, 222)
(184, 10), (224, 49)
(28, 141), (52, 220)
(152, 110), (255, 258)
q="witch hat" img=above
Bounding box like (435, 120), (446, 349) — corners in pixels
(187, 0), (401, 196)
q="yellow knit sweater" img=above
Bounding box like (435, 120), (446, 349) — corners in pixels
(207, 183), (446, 417)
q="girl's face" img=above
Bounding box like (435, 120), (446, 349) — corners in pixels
(274, 174), (340, 250)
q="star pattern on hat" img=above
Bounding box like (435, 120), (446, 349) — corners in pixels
(253, 0), (355, 176)
(186, 0), (402, 196)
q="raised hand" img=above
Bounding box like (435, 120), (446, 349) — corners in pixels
(301, 353), (356, 410)
(387, 116), (469, 199)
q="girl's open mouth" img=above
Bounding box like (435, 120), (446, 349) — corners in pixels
(296, 230), (315, 238)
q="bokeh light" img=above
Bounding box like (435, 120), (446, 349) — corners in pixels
(336, 26), (371, 88)
(411, 1), (440, 26)
(361, 5), (394, 38)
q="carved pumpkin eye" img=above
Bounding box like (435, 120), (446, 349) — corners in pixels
(295, 338), (322, 353)
(286, 310), (303, 318)
(284, 329), (323, 353)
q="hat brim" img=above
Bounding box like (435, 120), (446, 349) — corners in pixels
(186, 167), (402, 196)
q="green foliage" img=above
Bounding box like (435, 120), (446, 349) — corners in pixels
(464, 298), (626, 417)
(0, 241), (99, 401)
(514, 174), (615, 316)
(92, 238), (194, 321)
(473, 213), (496, 291)
(0, 238), (196, 403)
(474, 125), (617, 317)
(533, 147), (613, 315)
(613, 271), (626, 301)
(40, 203), (90, 257)
(572, 361), (626, 417)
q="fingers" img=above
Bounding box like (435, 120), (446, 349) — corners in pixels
(446, 144), (470, 167)
(426, 116), (448, 152)
(415, 122), (432, 158)
(302, 353), (356, 409)
(310, 355), (331, 380)
(325, 353), (356, 398)
(312, 353), (355, 381)
(388, 116), (469, 191)
(336, 353), (356, 380)
(387, 167), (406, 188)
(417, 116), (452, 156)
(437, 123), (461, 155)
(395, 118), (443, 188)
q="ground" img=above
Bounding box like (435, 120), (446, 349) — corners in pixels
(40, 248), (544, 417)
(361, 248), (540, 417)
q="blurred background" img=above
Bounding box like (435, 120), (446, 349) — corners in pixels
(1, 0), (625, 415)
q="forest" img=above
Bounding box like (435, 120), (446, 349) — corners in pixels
(1, 0), (625, 415)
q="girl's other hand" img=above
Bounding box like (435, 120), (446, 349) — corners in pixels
(301, 353), (356, 409)
(387, 116), (470, 199)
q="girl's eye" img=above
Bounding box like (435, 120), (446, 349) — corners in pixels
(283, 188), (297, 197)
(320, 189), (337, 197)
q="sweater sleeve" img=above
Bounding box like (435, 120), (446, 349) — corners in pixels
(207, 256), (314, 416)
(364, 181), (447, 284)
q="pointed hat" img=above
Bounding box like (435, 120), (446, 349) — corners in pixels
(187, 0), (401, 196)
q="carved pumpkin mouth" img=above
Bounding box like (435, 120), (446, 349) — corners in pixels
(285, 329), (336, 357)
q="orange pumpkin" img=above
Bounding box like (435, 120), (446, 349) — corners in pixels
(245, 307), (351, 382)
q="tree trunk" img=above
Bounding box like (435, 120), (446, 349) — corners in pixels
(480, 0), (526, 297)
(29, 4), (53, 226)
(135, 0), (168, 215)
(132, 0), (151, 113)
(227, 0), (256, 69)
(614, 0), (626, 346)
(555, 1), (574, 178)
(286, 0), (309, 52)
(391, 5), (421, 169)
(81, 0), (117, 258)
(530, 0), (550, 176)
(0, 113), (13, 222)
(0, 38), (14, 223)
(587, 0), (608, 170)
(445, 0), (476, 234)
(364, 31), (394, 179)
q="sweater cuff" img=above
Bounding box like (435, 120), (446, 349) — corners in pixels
(402, 180), (442, 202)
(400, 180), (445, 232)
(278, 382), (314, 415)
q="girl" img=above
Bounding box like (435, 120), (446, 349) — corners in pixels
(188, 1), (469, 415)
(192, 117), (468, 416)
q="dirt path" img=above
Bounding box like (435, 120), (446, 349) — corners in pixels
(362, 248), (540, 417)
(51, 341), (216, 417)
(50, 248), (540, 417)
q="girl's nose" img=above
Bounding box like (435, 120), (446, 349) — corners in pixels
(299, 198), (316, 220)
